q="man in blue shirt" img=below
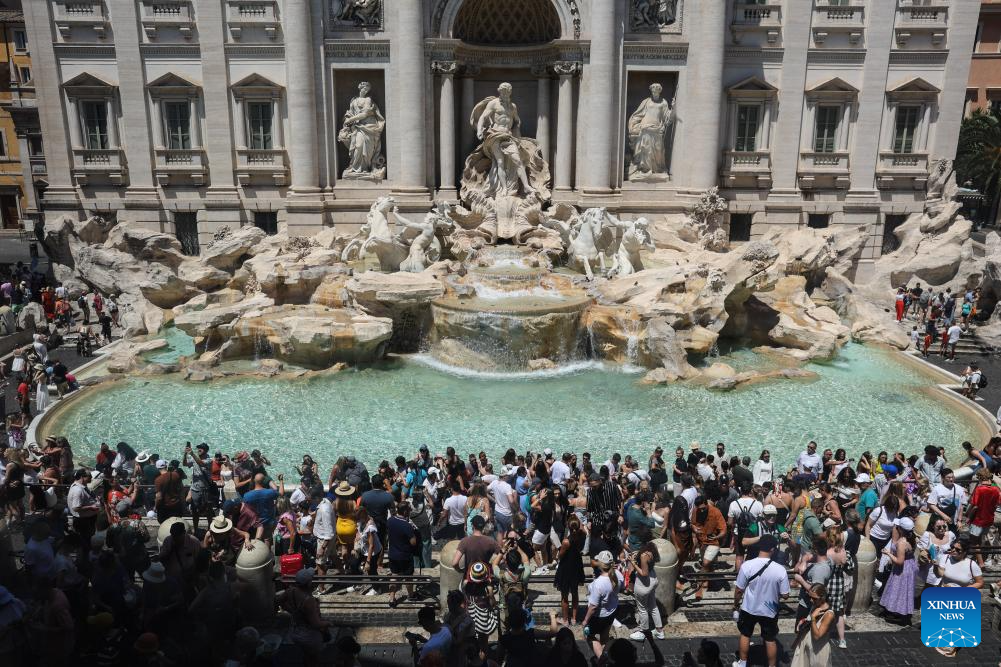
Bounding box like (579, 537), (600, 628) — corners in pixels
(411, 606), (452, 662)
(242, 473), (283, 539)
(854, 473), (878, 520)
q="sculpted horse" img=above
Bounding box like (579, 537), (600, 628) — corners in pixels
(340, 196), (409, 271)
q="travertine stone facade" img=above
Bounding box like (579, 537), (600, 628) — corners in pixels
(24, 0), (979, 275)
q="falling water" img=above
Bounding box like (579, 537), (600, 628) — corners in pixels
(707, 341), (721, 359)
(253, 331), (273, 360)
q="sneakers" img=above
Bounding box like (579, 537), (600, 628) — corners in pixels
(612, 618), (623, 629)
(653, 629), (665, 640)
(838, 639), (847, 650)
(873, 579), (883, 591)
(629, 631), (646, 642)
(365, 588), (377, 596)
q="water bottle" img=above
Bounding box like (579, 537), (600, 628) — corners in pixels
(733, 609), (740, 622)
(583, 625), (591, 638)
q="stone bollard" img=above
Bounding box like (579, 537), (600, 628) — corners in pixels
(438, 540), (462, 610)
(651, 538), (679, 618)
(236, 539), (276, 624)
(851, 536), (877, 614)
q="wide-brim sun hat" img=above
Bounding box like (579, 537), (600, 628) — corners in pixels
(210, 515), (233, 534)
(334, 481), (356, 497)
(136, 450), (150, 464)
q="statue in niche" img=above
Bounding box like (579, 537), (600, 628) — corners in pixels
(331, 0), (382, 27)
(627, 83), (673, 182)
(338, 81), (386, 181)
(463, 83), (550, 202)
(631, 0), (678, 31)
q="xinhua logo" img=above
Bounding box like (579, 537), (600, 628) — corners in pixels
(920, 587), (981, 649)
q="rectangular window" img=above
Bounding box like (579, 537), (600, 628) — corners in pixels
(814, 106), (840, 153)
(163, 101), (191, 150)
(807, 214), (830, 229)
(28, 135), (43, 156)
(12, 30), (27, 51)
(247, 102), (273, 150)
(174, 212), (200, 256)
(0, 129), (7, 156)
(735, 105), (760, 152)
(18, 67), (30, 83)
(81, 101), (109, 150)
(729, 214), (752, 243)
(254, 212), (278, 235)
(893, 106), (921, 154)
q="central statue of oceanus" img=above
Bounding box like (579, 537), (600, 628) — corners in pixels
(461, 83), (551, 204)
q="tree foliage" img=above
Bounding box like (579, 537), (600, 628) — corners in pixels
(956, 109), (1001, 216)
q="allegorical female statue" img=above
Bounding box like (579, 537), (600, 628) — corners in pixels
(627, 83), (673, 182)
(338, 81), (386, 180)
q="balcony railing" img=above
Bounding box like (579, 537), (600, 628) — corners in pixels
(154, 148), (207, 184)
(235, 148), (288, 185)
(722, 150), (772, 187)
(894, 2), (948, 45)
(226, 1), (279, 39)
(54, 1), (109, 38)
(29, 155), (46, 175)
(801, 151), (850, 170)
(731, 3), (782, 44)
(72, 147), (125, 184)
(812, 1), (865, 44)
(878, 151), (928, 170)
(141, 1), (195, 38)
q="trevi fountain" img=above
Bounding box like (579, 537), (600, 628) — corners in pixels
(33, 83), (997, 473)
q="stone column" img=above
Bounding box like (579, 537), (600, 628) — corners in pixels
(432, 61), (458, 196)
(652, 538), (679, 618)
(460, 66), (480, 160)
(284, 0), (319, 193)
(197, 0), (239, 195)
(851, 537), (877, 614)
(552, 62), (579, 192)
(533, 65), (551, 160)
(684, 0), (726, 191)
(390, 0), (428, 195)
(769, 2), (812, 193)
(581, 1), (620, 194)
(108, 0), (159, 221)
(22, 0), (77, 214)
(933, 1), (980, 160)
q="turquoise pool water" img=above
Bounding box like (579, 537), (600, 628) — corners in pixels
(45, 344), (979, 475)
(142, 326), (197, 364)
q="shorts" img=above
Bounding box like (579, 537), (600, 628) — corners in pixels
(190, 488), (217, 513)
(737, 609), (779, 641)
(586, 614), (615, 637)
(316, 538), (332, 564)
(970, 524), (985, 537)
(702, 545), (720, 563)
(494, 512), (513, 535)
(390, 558), (415, 575)
(532, 527), (560, 547)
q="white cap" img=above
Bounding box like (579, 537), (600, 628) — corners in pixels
(595, 550), (614, 566)
(156, 459), (167, 469)
(762, 504), (777, 516)
(855, 473), (871, 484)
(427, 466), (440, 477)
(543, 448), (553, 457)
(893, 517), (915, 532)
(822, 518), (837, 529)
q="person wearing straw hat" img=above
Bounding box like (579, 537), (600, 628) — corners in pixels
(202, 514), (239, 567)
(332, 481), (358, 571)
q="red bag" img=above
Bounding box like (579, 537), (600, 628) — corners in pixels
(280, 553), (304, 577)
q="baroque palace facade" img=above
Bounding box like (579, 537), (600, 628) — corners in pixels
(24, 0), (978, 273)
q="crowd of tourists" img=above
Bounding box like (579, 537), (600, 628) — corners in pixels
(894, 282), (985, 362)
(1, 433), (999, 667)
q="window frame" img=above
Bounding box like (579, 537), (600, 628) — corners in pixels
(734, 103), (761, 152)
(80, 99), (110, 150)
(892, 105), (922, 154)
(162, 99), (192, 150)
(12, 29), (27, 52)
(246, 99), (274, 150)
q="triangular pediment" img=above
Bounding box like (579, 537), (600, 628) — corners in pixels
(888, 77), (940, 94)
(62, 72), (116, 89)
(230, 73), (283, 90)
(807, 77), (859, 95)
(146, 72), (201, 89)
(728, 76), (778, 93)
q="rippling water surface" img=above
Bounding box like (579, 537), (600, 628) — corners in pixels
(46, 343), (978, 474)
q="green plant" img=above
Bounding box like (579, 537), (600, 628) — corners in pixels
(955, 109), (1001, 222)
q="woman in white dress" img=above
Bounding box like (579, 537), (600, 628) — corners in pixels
(33, 367), (49, 413)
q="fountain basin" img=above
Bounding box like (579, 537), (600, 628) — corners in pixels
(430, 292), (592, 367)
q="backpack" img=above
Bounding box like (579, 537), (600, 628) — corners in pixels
(980, 373), (989, 389)
(735, 499), (756, 538)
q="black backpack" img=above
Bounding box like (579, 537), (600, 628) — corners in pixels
(979, 373), (989, 389)
(735, 499), (756, 538)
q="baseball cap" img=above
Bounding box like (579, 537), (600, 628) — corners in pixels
(762, 504), (777, 516)
(822, 518), (837, 529)
(543, 447), (553, 457)
(595, 550), (614, 566)
(295, 567), (316, 586)
(882, 464), (898, 476)
(156, 459), (167, 469)
(757, 534), (778, 552)
(893, 517), (915, 532)
(855, 473), (871, 484)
